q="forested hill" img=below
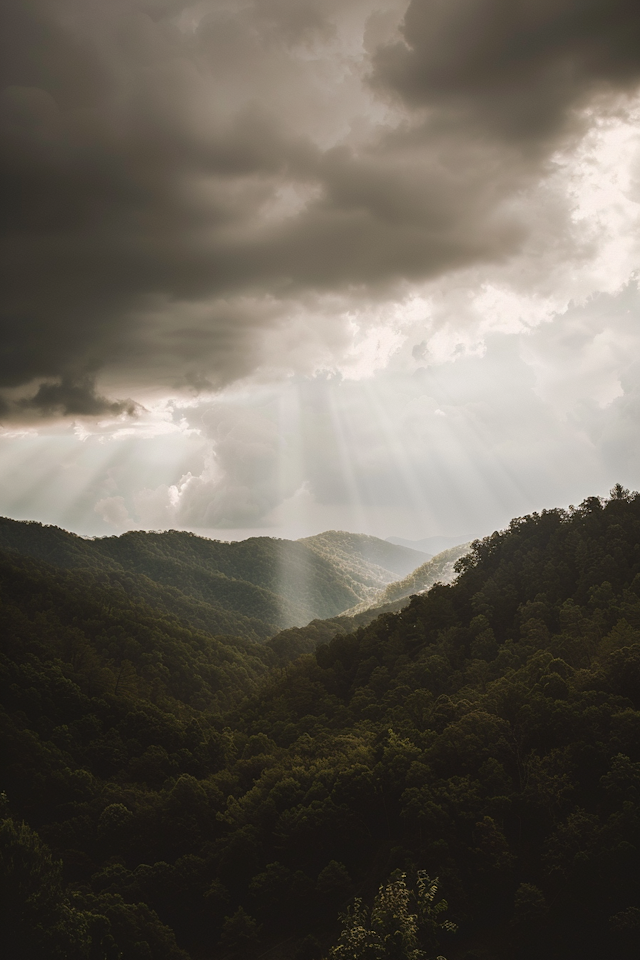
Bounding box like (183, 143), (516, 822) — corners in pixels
(300, 531), (431, 607)
(263, 543), (470, 662)
(2, 488), (640, 960)
(342, 541), (471, 615)
(0, 519), (426, 635)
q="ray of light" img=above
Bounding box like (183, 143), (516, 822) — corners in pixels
(325, 383), (370, 533)
(275, 381), (311, 625)
(359, 379), (440, 525)
(0, 433), (118, 526)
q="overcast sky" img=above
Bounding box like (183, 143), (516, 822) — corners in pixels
(2, 0), (640, 542)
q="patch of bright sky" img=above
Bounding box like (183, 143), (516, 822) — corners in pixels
(558, 102), (640, 294)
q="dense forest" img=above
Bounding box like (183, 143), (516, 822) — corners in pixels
(2, 488), (640, 959)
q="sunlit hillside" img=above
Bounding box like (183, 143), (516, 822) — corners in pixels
(343, 541), (471, 614)
(300, 530), (430, 607)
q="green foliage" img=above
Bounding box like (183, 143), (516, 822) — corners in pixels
(0, 548), (272, 714)
(328, 872), (455, 960)
(317, 861), (352, 903)
(512, 883), (549, 929)
(3, 490), (640, 959)
(0, 817), (186, 959)
(300, 531), (431, 610)
(372, 544), (471, 609)
(266, 599), (413, 666)
(220, 906), (261, 958)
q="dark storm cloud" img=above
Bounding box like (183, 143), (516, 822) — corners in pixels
(19, 375), (139, 418)
(0, 0), (321, 402)
(1, 0), (639, 418)
(374, 0), (640, 141)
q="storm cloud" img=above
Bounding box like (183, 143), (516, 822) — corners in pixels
(376, 1), (640, 138)
(2, 0), (639, 416)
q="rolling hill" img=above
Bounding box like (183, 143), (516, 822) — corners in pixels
(0, 519), (429, 637)
(299, 530), (430, 607)
(264, 543), (471, 662)
(341, 541), (471, 615)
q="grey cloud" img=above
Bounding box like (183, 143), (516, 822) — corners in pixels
(17, 374), (139, 418)
(0, 0), (334, 406)
(374, 0), (640, 141)
(3, 284), (638, 540)
(249, 138), (526, 285)
(175, 403), (285, 527)
(1, 0), (638, 419)
(253, 0), (338, 47)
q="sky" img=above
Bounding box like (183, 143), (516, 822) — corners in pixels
(2, 0), (640, 543)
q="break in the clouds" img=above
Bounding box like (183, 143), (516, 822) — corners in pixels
(1, 1), (640, 538)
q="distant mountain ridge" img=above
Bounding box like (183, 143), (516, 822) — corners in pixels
(386, 534), (470, 553)
(3, 490), (640, 960)
(0, 518), (429, 637)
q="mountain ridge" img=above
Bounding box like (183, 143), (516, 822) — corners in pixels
(386, 533), (471, 553)
(299, 530), (431, 608)
(341, 541), (471, 615)
(0, 517), (430, 635)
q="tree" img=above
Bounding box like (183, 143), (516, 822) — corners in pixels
(219, 906), (261, 958)
(0, 817), (112, 959)
(328, 872), (456, 960)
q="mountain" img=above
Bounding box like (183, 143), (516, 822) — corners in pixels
(299, 530), (430, 607)
(0, 519), (427, 637)
(386, 534), (471, 553)
(230, 489), (640, 959)
(341, 541), (471, 615)
(266, 543), (472, 663)
(3, 488), (640, 960)
(0, 547), (271, 712)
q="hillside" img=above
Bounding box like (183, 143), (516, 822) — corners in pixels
(2, 488), (640, 960)
(343, 542), (471, 615)
(265, 596), (413, 664)
(0, 548), (271, 712)
(264, 543), (469, 663)
(264, 543), (471, 663)
(300, 531), (431, 606)
(0, 520), (427, 636)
